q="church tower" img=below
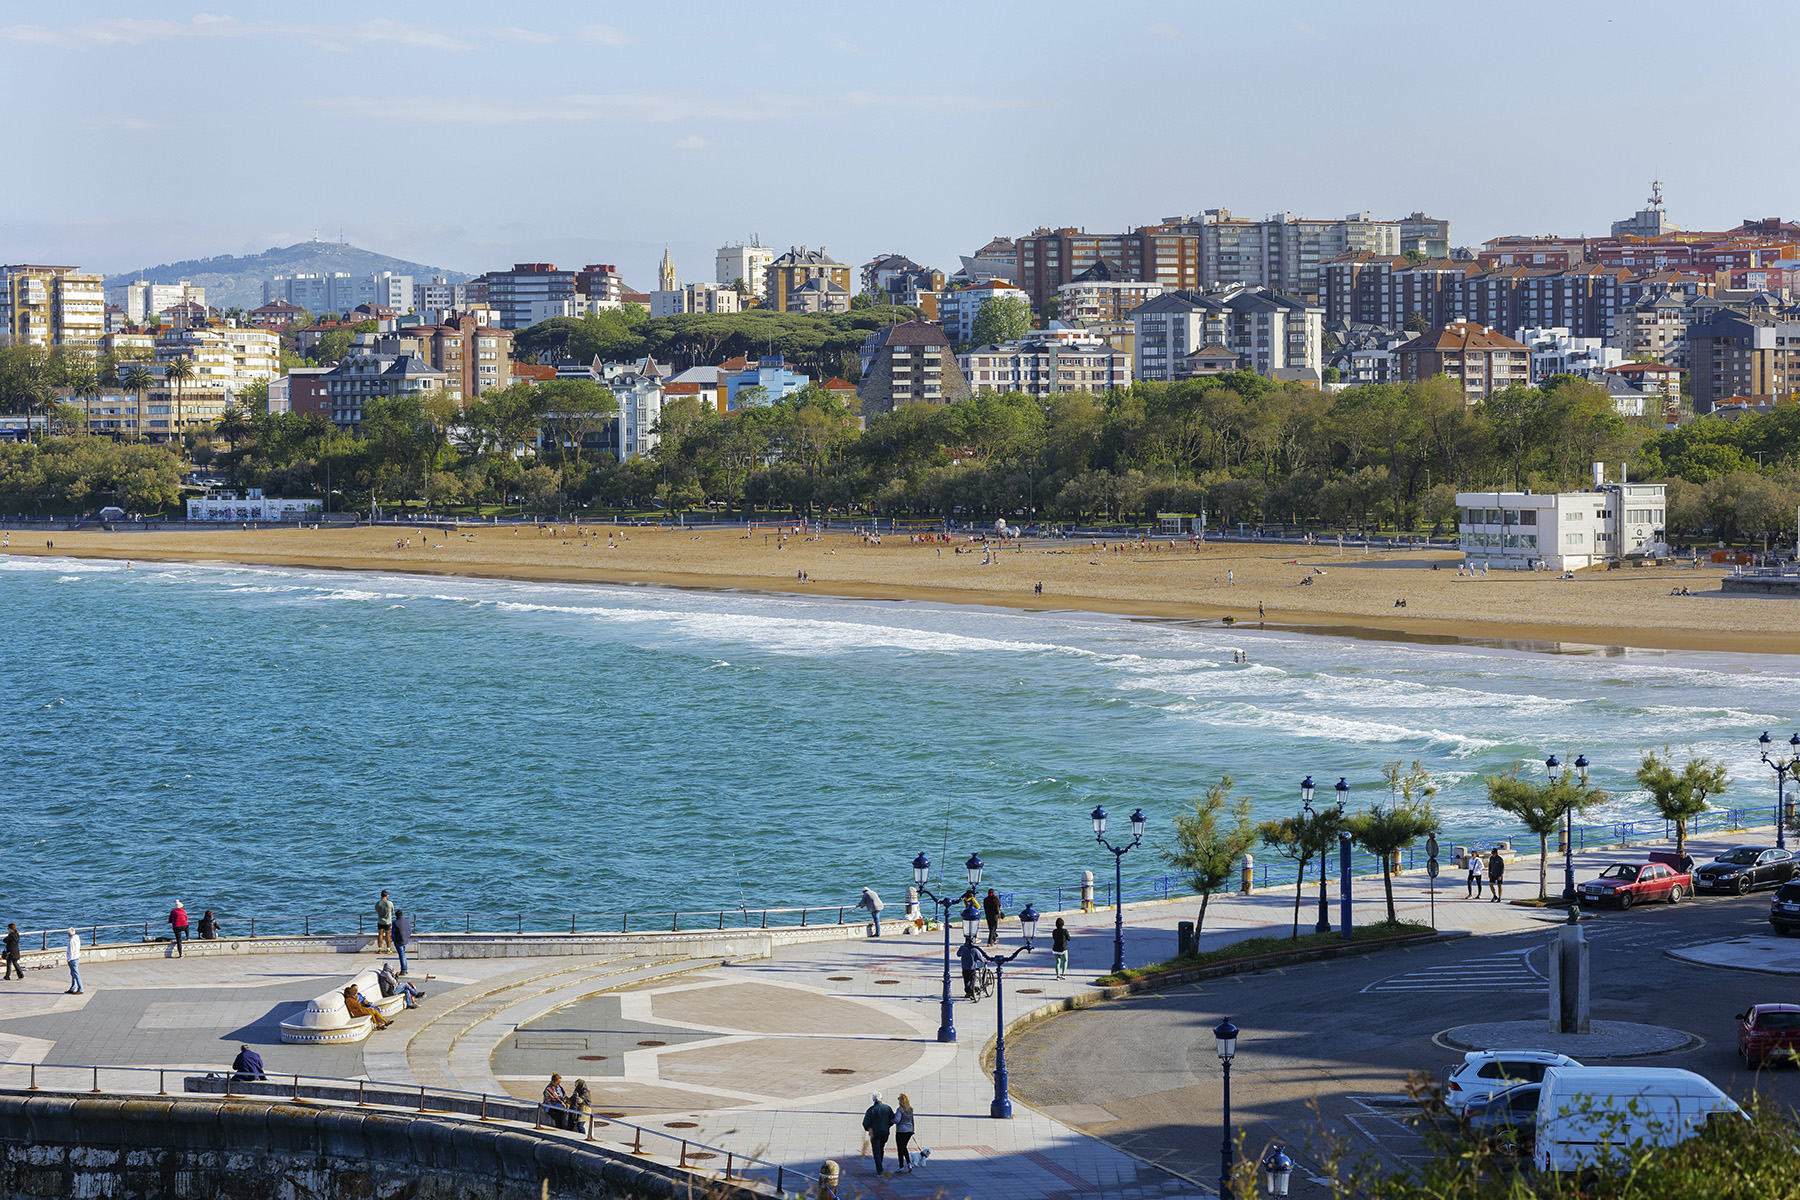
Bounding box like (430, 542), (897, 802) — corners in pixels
(658, 248), (678, 292)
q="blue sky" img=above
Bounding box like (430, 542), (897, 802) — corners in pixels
(0, 0), (1786, 287)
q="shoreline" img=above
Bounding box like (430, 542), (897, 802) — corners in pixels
(5, 527), (1795, 656)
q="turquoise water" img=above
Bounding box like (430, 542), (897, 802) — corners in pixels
(2, 555), (1793, 929)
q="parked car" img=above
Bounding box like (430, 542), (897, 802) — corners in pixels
(1462, 1082), (1542, 1155)
(1534, 1066), (1740, 1173)
(1770, 882), (1800, 934)
(1736, 1003), (1800, 1067)
(1578, 861), (1690, 909)
(1694, 846), (1797, 895)
(1442, 1049), (1581, 1115)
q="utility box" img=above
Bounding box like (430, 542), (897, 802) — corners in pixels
(1178, 921), (1196, 957)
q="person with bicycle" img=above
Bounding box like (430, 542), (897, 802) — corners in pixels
(958, 935), (983, 1000)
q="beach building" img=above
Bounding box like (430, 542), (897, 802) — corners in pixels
(1457, 467), (1667, 571)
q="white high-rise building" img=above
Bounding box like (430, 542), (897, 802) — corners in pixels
(716, 241), (774, 300)
(108, 279), (207, 324)
(265, 271), (415, 314)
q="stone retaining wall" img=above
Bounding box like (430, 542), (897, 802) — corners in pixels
(1720, 577), (1800, 596)
(0, 1093), (758, 1199)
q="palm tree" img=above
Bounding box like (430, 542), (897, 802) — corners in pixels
(123, 366), (153, 443)
(164, 357), (196, 443)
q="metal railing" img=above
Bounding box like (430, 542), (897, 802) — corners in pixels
(0, 1061), (812, 1198)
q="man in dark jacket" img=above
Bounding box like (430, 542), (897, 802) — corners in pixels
(392, 909), (411, 976)
(3, 923), (20, 980)
(958, 937), (983, 999)
(862, 1092), (895, 1175)
(231, 1045), (266, 1081)
(982, 889), (1002, 946)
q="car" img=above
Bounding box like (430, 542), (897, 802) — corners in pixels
(1737, 1004), (1800, 1067)
(1462, 1082), (1542, 1155)
(1694, 846), (1797, 895)
(1535, 1066), (1739, 1173)
(1578, 861), (1689, 909)
(1441, 1049), (1581, 1115)
(1771, 882), (1800, 934)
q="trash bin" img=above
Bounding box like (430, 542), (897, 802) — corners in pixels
(1178, 921), (1196, 957)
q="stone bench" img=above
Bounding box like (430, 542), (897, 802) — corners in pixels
(1453, 840), (1515, 869)
(279, 966), (406, 1044)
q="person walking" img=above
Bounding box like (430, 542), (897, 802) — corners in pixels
(862, 1091), (895, 1176)
(374, 891), (395, 953)
(3, 923), (20, 981)
(894, 1093), (917, 1173)
(231, 1044), (266, 1082)
(65, 929), (83, 994)
(1051, 917), (1071, 980)
(859, 886), (884, 938)
(982, 889), (1003, 947)
(957, 936), (982, 1000)
(391, 909), (411, 976)
(168, 901), (189, 957)
(1488, 849), (1505, 902)
(1468, 851), (1485, 900)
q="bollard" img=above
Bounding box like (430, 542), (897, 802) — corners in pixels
(1240, 853), (1255, 894)
(816, 1159), (840, 1199)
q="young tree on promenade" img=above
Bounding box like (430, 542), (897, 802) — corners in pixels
(1163, 776), (1256, 939)
(1346, 761), (1441, 925)
(1485, 768), (1607, 899)
(1258, 807), (1343, 939)
(1637, 749), (1730, 856)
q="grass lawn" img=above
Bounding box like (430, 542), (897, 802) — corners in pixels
(1097, 920), (1435, 985)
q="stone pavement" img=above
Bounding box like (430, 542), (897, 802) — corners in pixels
(0, 827), (1775, 1200)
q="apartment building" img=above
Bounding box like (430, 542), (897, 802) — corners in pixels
(856, 321), (971, 413)
(958, 334), (1131, 399)
(716, 242), (774, 299)
(1395, 322), (1531, 400)
(1014, 223), (1199, 309)
(861, 256), (944, 315)
(1193, 211), (1400, 302)
(724, 356), (809, 410)
(1399, 213), (1452, 258)
(108, 279), (206, 324)
(576, 265), (626, 307)
(265, 271), (414, 315)
(938, 280), (1031, 346)
(323, 335), (447, 429)
(471, 264), (576, 329)
(1130, 286), (1323, 382)
(1056, 260), (1166, 324)
(1458, 474), (1666, 570)
(651, 283), (742, 318)
(1686, 310), (1800, 413)
(1516, 327), (1623, 382)
(0, 265), (105, 347)
(765, 247), (853, 313)
(249, 300), (306, 328)
(392, 313), (514, 402)
(412, 276), (466, 320)
(1611, 291), (1701, 366)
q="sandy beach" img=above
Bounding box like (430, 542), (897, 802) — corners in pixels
(2, 524), (1789, 654)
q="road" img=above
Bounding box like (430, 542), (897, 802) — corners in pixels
(1008, 890), (1800, 1194)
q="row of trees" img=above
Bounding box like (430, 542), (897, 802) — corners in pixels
(1165, 750), (1732, 940)
(0, 438), (184, 513)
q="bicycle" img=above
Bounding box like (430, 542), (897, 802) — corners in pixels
(970, 962), (995, 1000)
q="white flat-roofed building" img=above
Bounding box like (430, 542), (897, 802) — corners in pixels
(1457, 468), (1667, 571)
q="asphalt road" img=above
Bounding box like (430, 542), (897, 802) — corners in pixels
(1009, 891), (1800, 1195)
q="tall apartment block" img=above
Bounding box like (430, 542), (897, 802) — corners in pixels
(1193, 211), (1400, 302)
(1013, 223), (1199, 309)
(0, 265), (105, 347)
(717, 242), (774, 300)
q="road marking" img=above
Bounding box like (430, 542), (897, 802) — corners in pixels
(1360, 947), (1542, 994)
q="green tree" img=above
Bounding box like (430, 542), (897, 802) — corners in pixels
(1484, 768), (1607, 900)
(970, 294), (1031, 346)
(1636, 749), (1729, 855)
(1345, 762), (1441, 924)
(1162, 776), (1256, 938)
(1258, 808), (1344, 939)
(164, 358), (196, 439)
(122, 366), (154, 442)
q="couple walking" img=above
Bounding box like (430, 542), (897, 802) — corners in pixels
(861, 1092), (923, 1175)
(1467, 849), (1506, 901)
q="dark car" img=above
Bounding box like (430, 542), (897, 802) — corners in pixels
(1770, 882), (1800, 934)
(1695, 846), (1797, 895)
(1462, 1082), (1541, 1155)
(1579, 861), (1689, 909)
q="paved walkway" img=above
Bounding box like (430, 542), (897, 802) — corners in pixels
(0, 829), (1773, 1199)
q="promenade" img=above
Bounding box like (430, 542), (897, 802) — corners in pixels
(0, 830), (1766, 1199)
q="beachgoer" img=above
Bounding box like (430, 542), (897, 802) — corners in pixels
(231, 1044), (266, 1082)
(859, 887), (884, 938)
(198, 910), (219, 939)
(1488, 850), (1505, 902)
(1051, 917), (1070, 979)
(958, 937), (981, 999)
(3, 923), (20, 980)
(66, 929), (83, 994)
(569, 1079), (592, 1133)
(392, 909), (411, 975)
(374, 890), (394, 952)
(342, 985), (391, 1029)
(894, 1093), (917, 1172)
(168, 901), (189, 957)
(982, 889), (1003, 946)
(863, 1092), (895, 1176)
(542, 1074), (570, 1130)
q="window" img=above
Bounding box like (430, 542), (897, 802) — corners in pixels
(1565, 532), (1584, 545)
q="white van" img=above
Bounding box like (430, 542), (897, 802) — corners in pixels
(1534, 1066), (1740, 1173)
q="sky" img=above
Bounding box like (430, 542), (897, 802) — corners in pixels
(2, 0), (1793, 288)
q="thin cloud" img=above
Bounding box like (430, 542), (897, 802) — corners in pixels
(578, 25), (631, 46)
(1291, 19), (1328, 40)
(317, 91), (1027, 125)
(675, 135), (709, 150)
(0, 15), (601, 51)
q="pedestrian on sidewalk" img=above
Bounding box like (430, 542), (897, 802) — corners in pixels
(1081, 869), (1096, 913)
(958, 936), (981, 999)
(374, 891), (394, 952)
(3, 923), (20, 981)
(392, 909), (411, 975)
(231, 1044), (266, 1082)
(1467, 852), (1484, 899)
(1051, 917), (1070, 979)
(65, 929), (82, 994)
(1488, 850), (1505, 902)
(542, 1074), (569, 1130)
(858, 887), (884, 938)
(862, 1091), (895, 1176)
(894, 1093), (916, 1172)
(982, 889), (1003, 946)
(168, 901), (189, 957)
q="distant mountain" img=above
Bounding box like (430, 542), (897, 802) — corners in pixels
(103, 240), (471, 311)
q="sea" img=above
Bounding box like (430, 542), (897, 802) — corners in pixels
(2, 554), (1792, 930)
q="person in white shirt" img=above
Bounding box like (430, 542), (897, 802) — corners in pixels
(1467, 853), (1486, 900)
(65, 929), (83, 994)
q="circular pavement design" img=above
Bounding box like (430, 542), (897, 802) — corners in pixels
(1437, 1019), (1696, 1058)
(1666, 935), (1800, 975)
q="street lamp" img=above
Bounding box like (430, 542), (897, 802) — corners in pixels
(1215, 1017), (1239, 1200)
(1758, 732), (1799, 850)
(979, 902), (1040, 1119)
(911, 850), (986, 1043)
(1300, 777), (1330, 934)
(1092, 805), (1146, 974)
(1261, 1145), (1294, 1197)
(1547, 754), (1590, 903)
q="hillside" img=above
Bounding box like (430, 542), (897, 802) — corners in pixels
(103, 240), (471, 311)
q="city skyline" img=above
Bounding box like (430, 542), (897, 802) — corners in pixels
(1, 0), (1791, 287)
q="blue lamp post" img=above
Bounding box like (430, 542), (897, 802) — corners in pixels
(1547, 754), (1591, 901)
(978, 902), (1039, 1118)
(1215, 1017), (1240, 1200)
(1092, 805), (1146, 974)
(912, 850), (986, 1043)
(1301, 776), (1330, 934)
(1759, 732), (1799, 850)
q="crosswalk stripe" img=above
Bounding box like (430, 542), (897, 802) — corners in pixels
(1361, 949), (1543, 993)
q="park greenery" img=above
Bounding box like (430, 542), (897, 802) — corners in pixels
(0, 437), (184, 514)
(1636, 750), (1730, 855)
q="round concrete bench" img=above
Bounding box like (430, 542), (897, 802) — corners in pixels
(278, 966), (405, 1044)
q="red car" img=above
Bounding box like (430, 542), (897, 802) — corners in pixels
(1578, 860), (1690, 909)
(1737, 1004), (1800, 1067)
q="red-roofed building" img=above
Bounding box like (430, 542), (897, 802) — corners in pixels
(513, 363), (556, 384)
(250, 299), (306, 329)
(1396, 321), (1531, 401)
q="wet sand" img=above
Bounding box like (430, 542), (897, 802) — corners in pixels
(2, 525), (1787, 655)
